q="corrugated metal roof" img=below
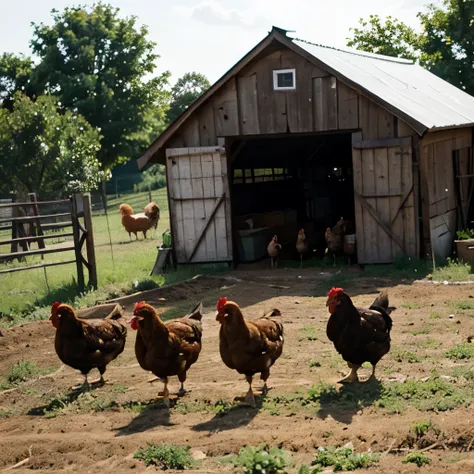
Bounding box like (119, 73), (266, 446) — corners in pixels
(294, 38), (474, 131)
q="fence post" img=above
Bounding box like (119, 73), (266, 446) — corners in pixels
(28, 193), (45, 249)
(71, 194), (85, 290)
(82, 193), (98, 289)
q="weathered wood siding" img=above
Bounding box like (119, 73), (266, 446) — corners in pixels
(165, 45), (417, 147)
(420, 128), (473, 261)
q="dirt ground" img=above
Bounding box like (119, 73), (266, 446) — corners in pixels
(1, 267), (474, 473)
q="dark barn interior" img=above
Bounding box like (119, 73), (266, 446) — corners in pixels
(228, 133), (355, 263)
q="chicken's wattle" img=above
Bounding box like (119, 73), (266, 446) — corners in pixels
(130, 316), (139, 330)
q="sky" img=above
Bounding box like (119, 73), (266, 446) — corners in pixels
(0, 0), (436, 85)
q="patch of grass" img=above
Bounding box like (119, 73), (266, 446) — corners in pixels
(411, 420), (440, 438)
(0, 360), (52, 389)
(429, 258), (473, 282)
(310, 447), (380, 472)
(112, 384), (128, 393)
(445, 343), (474, 360)
(451, 366), (474, 380)
(392, 348), (420, 363)
(134, 444), (196, 470)
(226, 444), (292, 474)
(430, 312), (441, 320)
(309, 360), (322, 368)
(299, 326), (318, 342)
(403, 452), (431, 467)
(401, 302), (422, 309)
(173, 399), (235, 416)
(453, 300), (474, 310)
(418, 338), (439, 349)
(412, 327), (430, 336)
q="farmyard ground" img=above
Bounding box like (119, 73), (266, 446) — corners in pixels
(1, 268), (474, 473)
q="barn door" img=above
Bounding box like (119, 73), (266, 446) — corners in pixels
(352, 134), (417, 264)
(166, 146), (233, 264)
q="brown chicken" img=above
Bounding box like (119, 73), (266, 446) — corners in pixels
(130, 301), (203, 406)
(267, 235), (282, 268)
(119, 201), (160, 240)
(325, 217), (346, 266)
(296, 228), (309, 268)
(326, 287), (394, 384)
(215, 297), (284, 407)
(49, 302), (127, 390)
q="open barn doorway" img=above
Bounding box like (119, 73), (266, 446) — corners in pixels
(227, 132), (355, 265)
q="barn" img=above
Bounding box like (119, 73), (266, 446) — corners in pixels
(138, 27), (474, 266)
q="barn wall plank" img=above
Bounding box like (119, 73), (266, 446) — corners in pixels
(388, 146), (403, 259)
(212, 77), (239, 137)
(189, 155), (207, 262)
(338, 82), (359, 130)
(374, 148), (391, 261)
(200, 153), (219, 261)
(313, 76), (338, 131)
(197, 101), (217, 146)
(237, 73), (260, 135)
(401, 146), (417, 257)
(361, 148), (378, 263)
(181, 117), (200, 147)
(352, 146), (365, 263)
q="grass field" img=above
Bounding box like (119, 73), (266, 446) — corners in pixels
(0, 190), (178, 320)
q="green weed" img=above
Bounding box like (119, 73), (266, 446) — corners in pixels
(134, 444), (196, 469)
(310, 447), (380, 472)
(446, 344), (474, 360)
(226, 444), (292, 474)
(403, 452), (431, 467)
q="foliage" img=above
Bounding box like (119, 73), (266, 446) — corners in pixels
(403, 452), (431, 467)
(0, 360), (48, 389)
(347, 14), (421, 60)
(445, 343), (474, 360)
(346, 1), (474, 95)
(0, 93), (104, 196)
(133, 444), (196, 469)
(311, 447), (380, 472)
(167, 72), (210, 123)
(456, 229), (474, 240)
(411, 420), (440, 438)
(29, 2), (171, 169)
(0, 53), (35, 109)
(227, 444), (292, 474)
(428, 258), (473, 282)
(134, 164), (167, 192)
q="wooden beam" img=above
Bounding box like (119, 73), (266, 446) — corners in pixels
(352, 136), (412, 149)
(83, 193), (98, 289)
(166, 146), (225, 158)
(187, 193), (226, 262)
(0, 232), (74, 246)
(354, 190), (406, 252)
(0, 259), (76, 275)
(1, 245), (76, 260)
(41, 222), (73, 231)
(390, 184), (414, 225)
(0, 199), (70, 209)
(0, 213), (71, 224)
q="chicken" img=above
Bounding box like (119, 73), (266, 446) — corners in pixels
(130, 301), (203, 406)
(215, 297), (284, 407)
(119, 201), (160, 240)
(49, 302), (127, 390)
(326, 287), (394, 384)
(267, 235), (282, 268)
(296, 228), (309, 268)
(325, 217), (346, 267)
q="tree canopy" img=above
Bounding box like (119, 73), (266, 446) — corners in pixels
(28, 2), (171, 170)
(167, 72), (210, 123)
(346, 0), (474, 95)
(0, 93), (103, 197)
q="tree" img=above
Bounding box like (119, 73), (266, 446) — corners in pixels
(346, 14), (421, 61)
(418, 0), (474, 95)
(346, 2), (474, 95)
(0, 54), (36, 110)
(167, 72), (210, 123)
(29, 3), (171, 170)
(0, 93), (104, 197)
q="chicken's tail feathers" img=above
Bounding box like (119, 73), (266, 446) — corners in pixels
(187, 302), (203, 322)
(370, 291), (389, 311)
(105, 304), (125, 320)
(370, 305), (393, 333)
(263, 308), (284, 336)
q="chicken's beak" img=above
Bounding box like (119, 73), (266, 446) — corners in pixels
(129, 315), (143, 330)
(215, 311), (225, 323)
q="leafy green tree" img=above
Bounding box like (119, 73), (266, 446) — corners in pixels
(167, 72), (210, 123)
(347, 2), (474, 95)
(346, 14), (421, 61)
(0, 54), (36, 110)
(29, 2), (170, 170)
(418, 0), (474, 95)
(0, 93), (104, 197)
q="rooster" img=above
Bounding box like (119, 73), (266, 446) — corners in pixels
(49, 302), (127, 390)
(296, 228), (309, 268)
(130, 301), (203, 406)
(215, 297), (284, 407)
(326, 288), (394, 384)
(267, 235), (282, 268)
(119, 201), (160, 240)
(325, 217), (346, 267)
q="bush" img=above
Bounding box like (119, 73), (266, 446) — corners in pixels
(134, 164), (167, 192)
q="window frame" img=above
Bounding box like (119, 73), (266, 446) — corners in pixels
(272, 68), (296, 91)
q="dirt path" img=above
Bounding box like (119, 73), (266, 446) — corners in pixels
(1, 269), (474, 472)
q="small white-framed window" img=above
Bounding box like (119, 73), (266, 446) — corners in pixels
(273, 68), (296, 90)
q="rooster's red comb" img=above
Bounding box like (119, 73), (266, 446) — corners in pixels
(134, 301), (146, 312)
(216, 297), (228, 311)
(328, 287), (344, 299)
(51, 301), (62, 312)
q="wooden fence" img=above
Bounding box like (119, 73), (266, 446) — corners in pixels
(0, 193), (97, 290)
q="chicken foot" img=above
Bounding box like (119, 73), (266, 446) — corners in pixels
(158, 378), (170, 407)
(338, 363), (360, 384)
(239, 375), (256, 408)
(366, 365), (377, 382)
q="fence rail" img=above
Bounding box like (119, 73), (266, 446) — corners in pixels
(0, 193), (97, 289)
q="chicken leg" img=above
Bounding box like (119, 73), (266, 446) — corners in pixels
(74, 374), (91, 392)
(366, 364), (377, 382)
(158, 377), (170, 407)
(300, 253), (303, 269)
(240, 375), (256, 408)
(338, 363), (360, 384)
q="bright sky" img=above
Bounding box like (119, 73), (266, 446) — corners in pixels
(0, 0), (435, 84)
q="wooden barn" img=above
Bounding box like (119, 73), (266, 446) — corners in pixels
(138, 27), (474, 266)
